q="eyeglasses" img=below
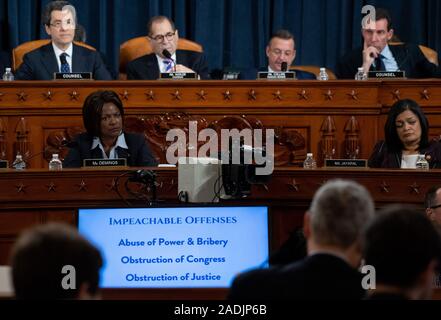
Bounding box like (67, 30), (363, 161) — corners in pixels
(49, 20), (75, 29)
(430, 204), (441, 210)
(149, 31), (176, 42)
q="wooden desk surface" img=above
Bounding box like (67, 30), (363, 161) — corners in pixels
(0, 80), (440, 168)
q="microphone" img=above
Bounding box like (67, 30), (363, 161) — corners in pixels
(162, 49), (176, 72)
(281, 62), (288, 72)
(162, 49), (172, 59)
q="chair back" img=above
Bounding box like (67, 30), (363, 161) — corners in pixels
(119, 36), (203, 79)
(290, 66), (337, 80)
(389, 42), (438, 66)
(13, 40), (95, 71)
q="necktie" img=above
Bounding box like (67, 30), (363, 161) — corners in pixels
(163, 59), (173, 72)
(374, 55), (385, 71)
(60, 53), (71, 73)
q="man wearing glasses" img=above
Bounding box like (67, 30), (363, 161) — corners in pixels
(16, 1), (112, 80)
(127, 16), (209, 80)
(425, 185), (441, 229)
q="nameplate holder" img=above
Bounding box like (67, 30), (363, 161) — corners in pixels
(159, 72), (197, 80)
(325, 159), (368, 168)
(83, 158), (127, 168)
(368, 71), (405, 79)
(0, 160), (8, 169)
(258, 71), (296, 80)
(54, 72), (92, 80)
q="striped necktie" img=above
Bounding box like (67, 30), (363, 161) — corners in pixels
(163, 59), (173, 72)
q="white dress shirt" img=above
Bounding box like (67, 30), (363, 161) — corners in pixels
(52, 42), (73, 72)
(377, 44), (399, 71)
(156, 53), (177, 73)
(91, 133), (128, 159)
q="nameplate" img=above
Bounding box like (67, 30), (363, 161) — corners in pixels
(83, 158), (127, 168)
(223, 72), (240, 80)
(258, 71), (296, 80)
(368, 71), (405, 78)
(325, 159), (367, 168)
(54, 72), (92, 80)
(0, 160), (8, 169)
(159, 72), (197, 80)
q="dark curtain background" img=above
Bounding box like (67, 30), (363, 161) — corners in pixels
(0, 0), (439, 75)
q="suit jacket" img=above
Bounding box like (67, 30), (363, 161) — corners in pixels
(127, 50), (210, 80)
(368, 140), (441, 169)
(336, 43), (441, 79)
(15, 43), (112, 80)
(63, 132), (157, 168)
(229, 253), (365, 300)
(238, 67), (316, 80)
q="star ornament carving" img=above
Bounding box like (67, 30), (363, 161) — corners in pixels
(223, 90), (232, 101)
(272, 90), (283, 101)
(43, 91), (53, 101)
(391, 89), (401, 100)
(196, 90), (207, 101)
(347, 90), (359, 100)
(248, 89), (257, 101)
(17, 91), (28, 102)
(46, 182), (57, 192)
(297, 89), (309, 100)
(69, 91), (80, 101)
(171, 90), (181, 100)
(15, 182), (27, 193)
(77, 180), (87, 192)
(119, 90), (130, 101)
(106, 178), (119, 191)
(408, 182), (420, 194)
(145, 90), (155, 101)
(420, 89), (430, 100)
(287, 179), (300, 192)
(323, 89), (334, 101)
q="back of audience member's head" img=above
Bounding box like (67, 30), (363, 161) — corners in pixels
(308, 179), (375, 250)
(364, 205), (441, 299)
(10, 222), (102, 300)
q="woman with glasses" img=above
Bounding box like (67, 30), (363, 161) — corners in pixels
(63, 90), (157, 168)
(368, 99), (441, 168)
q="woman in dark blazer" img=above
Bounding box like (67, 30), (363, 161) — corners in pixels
(368, 99), (441, 168)
(63, 90), (157, 167)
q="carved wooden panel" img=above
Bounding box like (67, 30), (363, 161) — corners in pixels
(0, 117), (6, 160)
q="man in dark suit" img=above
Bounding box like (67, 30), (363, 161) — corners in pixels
(337, 8), (441, 79)
(229, 179), (375, 300)
(127, 16), (209, 80)
(15, 1), (112, 80)
(238, 29), (316, 80)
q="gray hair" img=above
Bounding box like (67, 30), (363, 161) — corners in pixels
(42, 1), (77, 26)
(309, 179), (375, 249)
